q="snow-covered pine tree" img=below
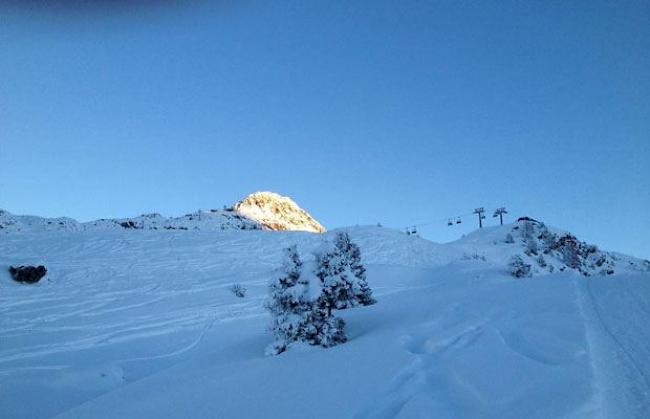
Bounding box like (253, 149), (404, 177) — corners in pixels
(337, 233), (376, 306)
(303, 298), (347, 348)
(267, 245), (348, 354)
(315, 249), (355, 313)
(265, 245), (311, 355)
(316, 232), (376, 312)
(509, 255), (532, 278)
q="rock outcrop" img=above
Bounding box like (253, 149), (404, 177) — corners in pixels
(9, 265), (47, 283)
(233, 191), (326, 233)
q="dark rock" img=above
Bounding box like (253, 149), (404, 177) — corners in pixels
(9, 265), (47, 283)
(517, 216), (542, 223)
(120, 221), (138, 229)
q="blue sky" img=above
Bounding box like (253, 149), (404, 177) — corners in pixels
(1, 1), (649, 258)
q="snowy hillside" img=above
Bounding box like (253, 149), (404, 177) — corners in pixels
(0, 208), (260, 233)
(1, 220), (649, 418)
(451, 218), (649, 277)
(0, 191), (325, 234)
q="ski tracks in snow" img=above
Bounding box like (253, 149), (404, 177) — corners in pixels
(353, 322), (485, 419)
(355, 276), (597, 419)
(576, 275), (650, 418)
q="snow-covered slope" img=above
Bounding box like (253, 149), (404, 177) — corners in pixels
(234, 191), (326, 233)
(0, 209), (82, 233)
(84, 209), (262, 232)
(1, 222), (649, 419)
(0, 208), (259, 233)
(450, 217), (649, 277)
(0, 191), (326, 234)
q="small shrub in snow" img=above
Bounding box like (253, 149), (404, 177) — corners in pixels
(504, 233), (515, 244)
(552, 235), (585, 271)
(230, 284), (247, 298)
(509, 255), (532, 278)
(538, 228), (556, 254)
(524, 239), (539, 256)
(589, 253), (615, 276)
(462, 253), (487, 261)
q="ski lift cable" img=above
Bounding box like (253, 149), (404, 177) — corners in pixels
(399, 211), (475, 230)
(398, 206), (508, 231)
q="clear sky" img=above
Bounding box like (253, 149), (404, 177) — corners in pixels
(1, 1), (649, 258)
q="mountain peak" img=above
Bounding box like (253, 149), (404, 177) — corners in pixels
(233, 191), (326, 233)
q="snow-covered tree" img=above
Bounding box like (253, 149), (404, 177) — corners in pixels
(266, 245), (348, 355)
(315, 250), (355, 313)
(504, 233), (515, 244)
(316, 233), (375, 313)
(334, 232), (376, 306)
(554, 235), (582, 270)
(303, 300), (347, 348)
(510, 255), (532, 278)
(520, 220), (539, 255)
(265, 246), (312, 355)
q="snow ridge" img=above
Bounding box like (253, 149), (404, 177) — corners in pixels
(451, 217), (649, 277)
(0, 208), (260, 233)
(0, 191), (326, 234)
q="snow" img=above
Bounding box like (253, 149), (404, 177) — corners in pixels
(576, 275), (650, 418)
(1, 222), (649, 418)
(0, 191), (326, 234)
(0, 208), (260, 234)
